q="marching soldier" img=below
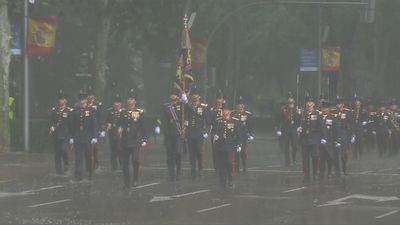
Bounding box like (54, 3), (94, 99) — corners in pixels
(213, 109), (240, 189)
(87, 87), (105, 171)
(118, 90), (148, 188)
(106, 94), (123, 171)
(351, 95), (368, 159)
(162, 90), (185, 181)
(319, 101), (336, 180)
(70, 92), (98, 181)
(375, 103), (391, 157)
(331, 96), (352, 176)
(209, 90), (226, 172)
(49, 90), (73, 175)
(387, 99), (400, 155)
(298, 96), (321, 183)
(185, 90), (210, 179)
(365, 100), (377, 153)
(231, 96), (254, 173)
(276, 93), (301, 167)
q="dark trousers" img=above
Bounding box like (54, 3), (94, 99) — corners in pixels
(211, 141), (218, 171)
(364, 131), (376, 152)
(377, 133), (389, 157)
(217, 150), (233, 189)
(109, 138), (121, 171)
(234, 142), (248, 173)
(53, 138), (69, 175)
(93, 144), (99, 170)
(334, 143), (349, 175)
(188, 137), (204, 178)
(281, 132), (299, 166)
(122, 146), (139, 188)
(301, 144), (319, 182)
(74, 142), (92, 180)
(352, 133), (364, 159)
(165, 136), (182, 181)
(319, 145), (333, 179)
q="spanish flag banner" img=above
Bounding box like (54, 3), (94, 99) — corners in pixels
(27, 16), (57, 55)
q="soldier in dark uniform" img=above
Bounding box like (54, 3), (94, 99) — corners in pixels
(87, 87), (105, 171)
(231, 96), (254, 173)
(185, 90), (210, 179)
(277, 93), (301, 167)
(375, 103), (392, 157)
(209, 90), (226, 172)
(118, 90), (148, 188)
(331, 96), (352, 175)
(70, 92), (98, 181)
(351, 95), (368, 159)
(106, 94), (123, 171)
(213, 109), (240, 189)
(365, 100), (377, 153)
(387, 99), (400, 155)
(49, 90), (73, 175)
(319, 101), (336, 180)
(162, 90), (185, 181)
(298, 97), (322, 183)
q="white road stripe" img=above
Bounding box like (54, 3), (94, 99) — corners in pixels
(375, 210), (399, 219)
(132, 183), (160, 189)
(196, 204), (232, 213)
(0, 179), (16, 184)
(24, 185), (64, 193)
(173, 189), (209, 198)
(282, 187), (307, 193)
(27, 199), (71, 208)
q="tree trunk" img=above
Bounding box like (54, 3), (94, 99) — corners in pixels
(0, 0), (11, 152)
(94, 0), (114, 100)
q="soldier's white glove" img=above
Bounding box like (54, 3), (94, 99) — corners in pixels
(91, 138), (98, 144)
(236, 146), (242, 152)
(99, 131), (106, 138)
(248, 135), (254, 141)
(297, 127), (303, 133)
(50, 126), (55, 132)
(372, 130), (377, 135)
(276, 131), (282, 136)
(213, 134), (219, 141)
(69, 138), (74, 145)
(362, 121), (367, 126)
(203, 133), (209, 139)
(181, 94), (188, 104)
(106, 123), (112, 131)
(118, 127), (123, 136)
(321, 139), (327, 145)
(155, 126), (161, 134)
(335, 142), (341, 148)
(141, 140), (148, 147)
(351, 136), (356, 144)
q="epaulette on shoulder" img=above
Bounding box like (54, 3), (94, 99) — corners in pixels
(245, 111), (252, 115)
(98, 102), (102, 106)
(137, 108), (144, 113)
(232, 117), (240, 121)
(316, 110), (322, 115)
(201, 103), (208, 108)
(344, 108), (352, 112)
(68, 107), (74, 112)
(107, 107), (113, 111)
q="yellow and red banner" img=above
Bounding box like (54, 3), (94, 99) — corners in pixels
(192, 39), (207, 69)
(27, 16), (57, 55)
(322, 47), (340, 72)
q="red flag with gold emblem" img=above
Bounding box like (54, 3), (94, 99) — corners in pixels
(27, 16), (57, 55)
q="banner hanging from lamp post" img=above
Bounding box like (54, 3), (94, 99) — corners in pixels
(27, 16), (57, 55)
(299, 48), (318, 72)
(322, 47), (340, 72)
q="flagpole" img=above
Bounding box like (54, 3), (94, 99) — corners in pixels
(23, 0), (29, 152)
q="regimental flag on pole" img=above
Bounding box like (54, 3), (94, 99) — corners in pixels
(27, 16), (57, 55)
(176, 14), (194, 86)
(322, 47), (340, 72)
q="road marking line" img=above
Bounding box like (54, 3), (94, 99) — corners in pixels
(24, 185), (64, 193)
(150, 189), (209, 202)
(196, 204), (232, 213)
(282, 187), (307, 193)
(267, 165), (281, 168)
(27, 199), (71, 208)
(235, 194), (293, 200)
(359, 171), (373, 174)
(377, 168), (393, 172)
(132, 183), (160, 189)
(0, 179), (16, 184)
(173, 189), (209, 198)
(376, 210), (399, 219)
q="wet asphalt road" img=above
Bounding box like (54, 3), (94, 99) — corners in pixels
(1, 133), (400, 225)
